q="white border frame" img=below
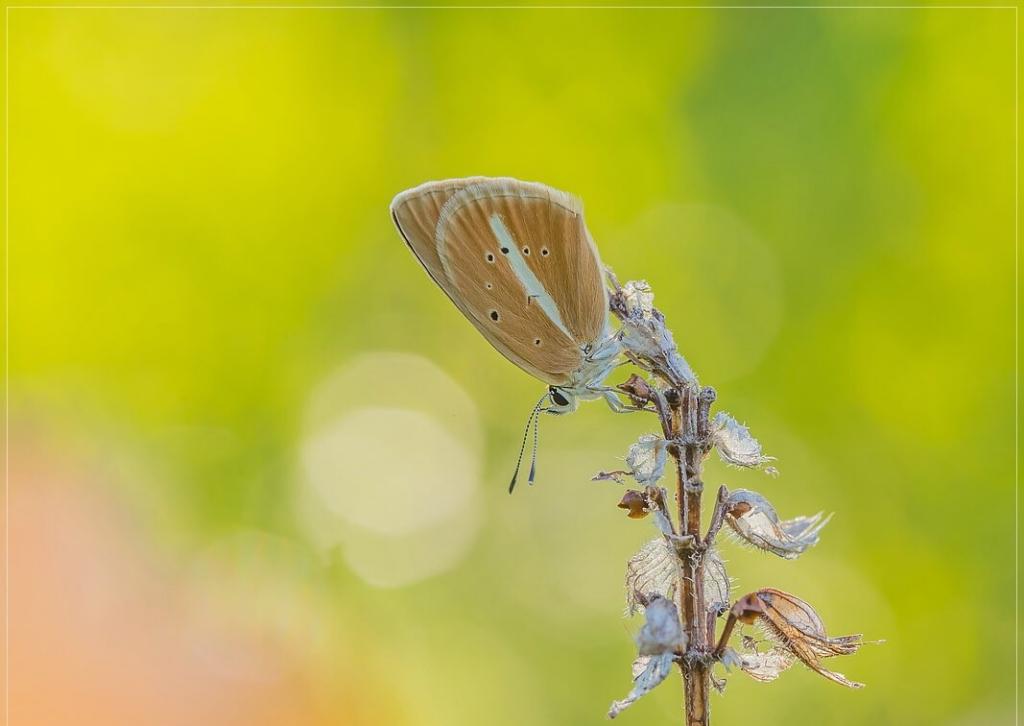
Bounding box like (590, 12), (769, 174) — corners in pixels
(2, 7), (1015, 724)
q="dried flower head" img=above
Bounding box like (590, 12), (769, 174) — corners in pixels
(711, 412), (773, 468)
(721, 646), (794, 683)
(625, 434), (668, 485)
(636, 595), (687, 656)
(608, 596), (687, 718)
(702, 548), (731, 614)
(609, 278), (698, 387)
(624, 538), (678, 616)
(724, 489), (831, 559)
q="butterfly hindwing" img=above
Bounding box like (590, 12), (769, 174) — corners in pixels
(391, 177), (609, 386)
(438, 181), (608, 345)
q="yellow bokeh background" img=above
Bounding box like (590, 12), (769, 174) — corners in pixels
(5, 5), (1016, 725)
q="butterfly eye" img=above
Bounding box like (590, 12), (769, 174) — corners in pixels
(485, 252), (495, 263)
(533, 338), (541, 346)
(549, 387), (570, 407)
(489, 310), (499, 322)
(485, 282), (493, 290)
(500, 246), (509, 254)
(522, 247), (530, 255)
(540, 247), (549, 257)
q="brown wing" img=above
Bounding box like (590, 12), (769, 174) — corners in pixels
(390, 177), (478, 301)
(391, 178), (607, 386)
(437, 180), (608, 345)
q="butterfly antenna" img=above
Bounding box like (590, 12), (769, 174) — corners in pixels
(508, 393), (548, 494)
(527, 403), (541, 485)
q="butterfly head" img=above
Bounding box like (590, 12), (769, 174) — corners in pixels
(546, 386), (579, 415)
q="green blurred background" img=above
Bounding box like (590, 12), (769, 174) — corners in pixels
(6, 5), (1016, 725)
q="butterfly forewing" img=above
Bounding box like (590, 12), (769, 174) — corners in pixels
(390, 178), (478, 300)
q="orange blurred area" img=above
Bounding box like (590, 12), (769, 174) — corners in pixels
(7, 428), (333, 726)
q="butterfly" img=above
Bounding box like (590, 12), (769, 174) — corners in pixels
(390, 177), (628, 489)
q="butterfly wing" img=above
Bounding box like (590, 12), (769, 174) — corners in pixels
(391, 177), (569, 383)
(391, 177), (608, 386)
(390, 177), (477, 303)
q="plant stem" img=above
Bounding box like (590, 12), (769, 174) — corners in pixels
(669, 386), (712, 726)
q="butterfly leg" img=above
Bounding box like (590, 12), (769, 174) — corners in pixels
(602, 389), (631, 413)
(593, 387), (646, 414)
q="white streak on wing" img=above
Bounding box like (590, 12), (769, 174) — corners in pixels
(488, 214), (572, 338)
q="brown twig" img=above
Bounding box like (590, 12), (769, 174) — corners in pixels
(712, 611), (739, 660)
(704, 485), (730, 547)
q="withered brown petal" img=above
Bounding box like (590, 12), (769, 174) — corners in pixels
(618, 490), (650, 519)
(617, 373), (653, 407)
(754, 588), (865, 689)
(730, 593), (765, 625)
